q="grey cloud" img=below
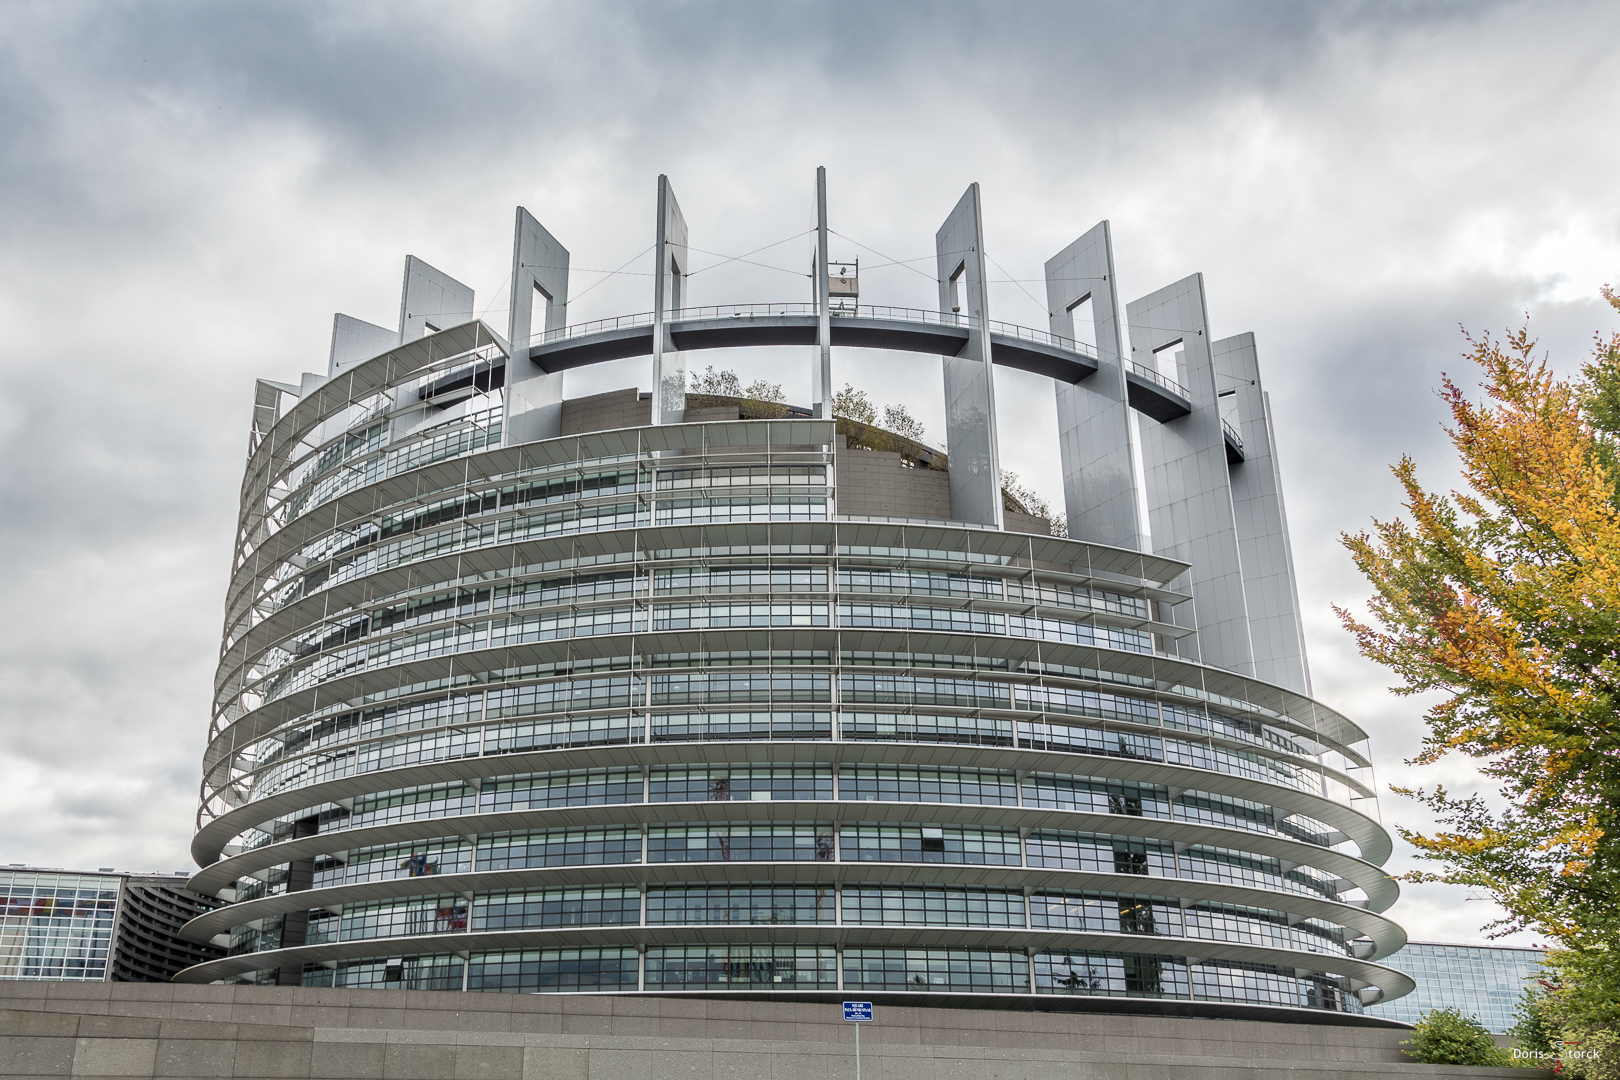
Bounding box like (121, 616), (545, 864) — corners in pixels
(2, 0), (1617, 946)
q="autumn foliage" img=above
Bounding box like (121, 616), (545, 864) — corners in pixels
(1338, 288), (1620, 946)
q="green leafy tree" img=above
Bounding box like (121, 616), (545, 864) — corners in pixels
(689, 365), (742, 397)
(1539, 947), (1620, 1042)
(832, 383), (875, 425)
(742, 378), (788, 419)
(1001, 469), (1067, 537)
(882, 403), (926, 443)
(1337, 289), (1620, 946)
(1401, 1008), (1509, 1067)
(1507, 983), (1558, 1058)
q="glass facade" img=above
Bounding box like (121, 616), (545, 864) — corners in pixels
(0, 870), (119, 981)
(1367, 942), (1547, 1033)
(178, 308), (1409, 1020)
(0, 867), (222, 984)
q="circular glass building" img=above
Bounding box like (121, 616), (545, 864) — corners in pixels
(179, 176), (1412, 1020)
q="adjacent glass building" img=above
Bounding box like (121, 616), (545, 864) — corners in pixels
(1368, 942), (1547, 1033)
(179, 174), (1413, 1021)
(0, 866), (223, 983)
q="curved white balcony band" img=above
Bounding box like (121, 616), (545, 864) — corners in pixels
(225, 612), (1325, 760)
(202, 710), (1379, 858)
(220, 532), (1191, 707)
(204, 627), (1376, 782)
(222, 704), (1347, 819)
(190, 795), (1396, 909)
(195, 734), (1388, 865)
(173, 923), (1410, 1002)
(225, 421), (1142, 646)
(182, 863), (1403, 959)
(230, 415), (837, 636)
(227, 588), (1192, 714)
(193, 739), (1390, 877)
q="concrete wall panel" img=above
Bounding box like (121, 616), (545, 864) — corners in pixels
(1044, 221), (1148, 551)
(397, 256), (474, 344)
(835, 443), (952, 520)
(1128, 274), (1254, 674)
(935, 184), (1002, 529)
(504, 209), (571, 446)
(327, 316), (398, 380)
(652, 175), (690, 426)
(0, 987), (1536, 1080)
(1215, 334), (1312, 694)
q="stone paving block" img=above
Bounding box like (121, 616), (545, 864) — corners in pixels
(154, 1037), (239, 1078)
(397, 1007), (463, 1033)
(232, 1002), (294, 1028)
(229, 986), (293, 1007)
(70, 1036), (159, 1077)
(236, 1021), (313, 1043)
(156, 1018), (238, 1043)
(76, 1016), (162, 1041)
(605, 1015), (658, 1038)
(232, 1037), (316, 1079)
(163, 1001), (238, 1025)
(451, 1043), (524, 1080)
(38, 983), (111, 1002)
(505, 1011), (563, 1037)
(310, 1040), (387, 1080)
(0, 1011), (78, 1038)
(558, 1014), (612, 1037)
(870, 1051), (934, 1080)
(0, 1036), (76, 1077)
(764, 1046), (839, 1080)
(560, 996), (615, 1016)
(584, 1047), (653, 1080)
(382, 1042), (456, 1080)
(289, 1006), (359, 1030)
(343, 1008), (408, 1031)
(520, 1045), (587, 1080)
(453, 1010), (517, 1034)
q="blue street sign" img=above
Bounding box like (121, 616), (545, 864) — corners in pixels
(843, 1001), (873, 1022)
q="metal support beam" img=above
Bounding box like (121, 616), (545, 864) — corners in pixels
(1129, 274), (1254, 674)
(1045, 221), (1149, 551)
(1214, 333), (1312, 695)
(814, 166), (833, 420)
(398, 256), (474, 343)
(651, 175), (689, 425)
(936, 183), (1003, 529)
(503, 208), (571, 446)
(327, 315), (397, 380)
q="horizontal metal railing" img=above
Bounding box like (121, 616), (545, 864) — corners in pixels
(1223, 417), (1244, 450)
(1127, 359), (1191, 400)
(535, 303), (1098, 361)
(984, 317), (1093, 359)
(537, 310), (657, 344)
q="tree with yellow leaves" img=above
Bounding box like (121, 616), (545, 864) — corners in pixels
(1339, 288), (1620, 949)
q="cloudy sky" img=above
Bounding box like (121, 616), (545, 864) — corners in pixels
(3, 0), (1618, 948)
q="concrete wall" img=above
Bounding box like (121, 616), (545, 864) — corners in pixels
(1004, 508), (1053, 537)
(0, 985), (1543, 1080)
(835, 445), (952, 520)
(559, 390), (651, 436)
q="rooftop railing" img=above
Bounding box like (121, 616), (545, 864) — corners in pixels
(535, 302), (1098, 360)
(537, 310), (656, 344)
(984, 317), (1093, 359)
(1127, 359), (1191, 400)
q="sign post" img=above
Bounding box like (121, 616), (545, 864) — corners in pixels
(843, 1001), (873, 1080)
